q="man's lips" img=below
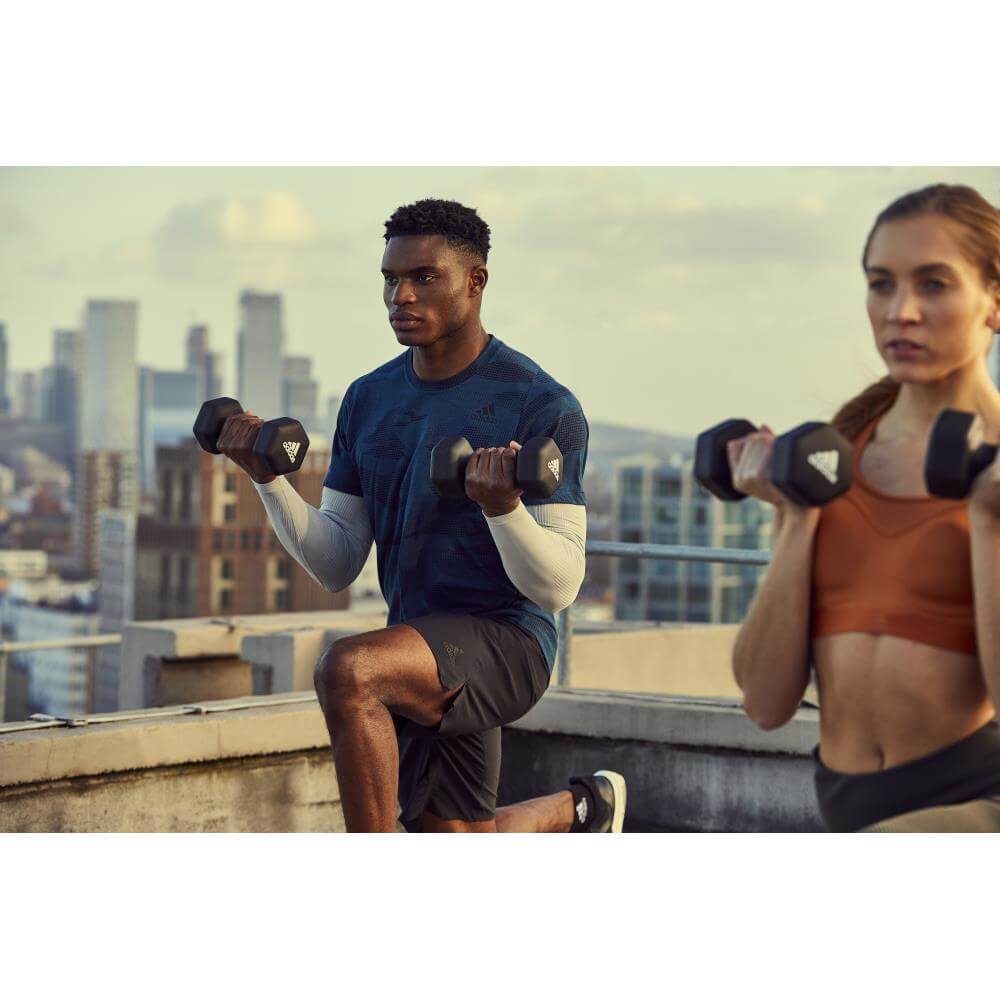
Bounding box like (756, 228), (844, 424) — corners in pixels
(390, 313), (421, 329)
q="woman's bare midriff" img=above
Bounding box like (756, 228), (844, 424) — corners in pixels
(813, 632), (994, 773)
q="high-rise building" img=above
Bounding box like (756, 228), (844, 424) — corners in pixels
(138, 367), (199, 495)
(133, 440), (350, 622)
(612, 453), (772, 624)
(12, 371), (42, 420)
(236, 292), (283, 420)
(94, 510), (136, 713)
(282, 355), (320, 432)
(0, 323), (9, 415)
(185, 324), (222, 402)
(80, 300), (138, 453)
(42, 330), (84, 472)
(75, 301), (139, 575)
(74, 451), (138, 576)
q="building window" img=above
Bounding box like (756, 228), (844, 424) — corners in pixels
(220, 589), (232, 611)
(622, 469), (643, 498)
(253, 530), (262, 550)
(160, 553), (171, 600)
(654, 475), (681, 498)
(624, 582), (640, 600)
(223, 503), (237, 523)
(241, 529), (251, 549)
(179, 471), (192, 521)
(160, 469), (173, 520)
(224, 473), (237, 492)
(213, 530), (224, 551)
(178, 556), (190, 602)
(221, 558), (233, 580)
(276, 558), (290, 580)
(274, 589), (289, 611)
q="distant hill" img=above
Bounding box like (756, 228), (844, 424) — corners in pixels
(586, 421), (694, 483)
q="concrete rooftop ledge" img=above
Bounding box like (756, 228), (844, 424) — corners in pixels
(511, 687), (819, 756)
(1, 686), (823, 832)
(0, 692), (329, 789)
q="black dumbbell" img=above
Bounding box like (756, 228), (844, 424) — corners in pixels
(925, 409), (996, 499)
(694, 418), (853, 506)
(431, 436), (564, 500)
(192, 397), (310, 475)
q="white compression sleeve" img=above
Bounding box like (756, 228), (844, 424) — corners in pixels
(252, 477), (374, 593)
(482, 502), (587, 613)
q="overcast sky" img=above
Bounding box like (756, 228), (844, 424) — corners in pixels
(2, 166), (998, 436)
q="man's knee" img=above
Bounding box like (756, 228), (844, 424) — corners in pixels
(314, 638), (378, 711)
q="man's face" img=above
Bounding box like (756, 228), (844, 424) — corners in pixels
(381, 234), (486, 346)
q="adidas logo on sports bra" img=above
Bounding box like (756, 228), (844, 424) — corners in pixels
(547, 458), (561, 481)
(807, 449), (839, 484)
(283, 440), (301, 463)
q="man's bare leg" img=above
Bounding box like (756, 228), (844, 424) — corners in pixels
(417, 791), (575, 833)
(313, 624), (458, 833)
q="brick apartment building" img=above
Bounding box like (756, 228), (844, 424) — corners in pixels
(135, 440), (350, 619)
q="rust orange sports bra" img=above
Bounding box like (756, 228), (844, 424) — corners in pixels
(811, 415), (976, 655)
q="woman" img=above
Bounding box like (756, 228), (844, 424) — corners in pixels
(730, 184), (1000, 832)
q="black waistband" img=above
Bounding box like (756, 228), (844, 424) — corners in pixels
(813, 719), (1000, 832)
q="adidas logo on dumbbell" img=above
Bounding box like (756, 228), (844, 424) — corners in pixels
(192, 397), (310, 475)
(694, 418), (853, 506)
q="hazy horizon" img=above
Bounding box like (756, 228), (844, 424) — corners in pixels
(2, 166), (998, 437)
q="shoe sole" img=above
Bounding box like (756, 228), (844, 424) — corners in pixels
(594, 769), (627, 833)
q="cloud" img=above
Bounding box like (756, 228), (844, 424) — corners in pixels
(0, 203), (38, 241)
(153, 191), (333, 284)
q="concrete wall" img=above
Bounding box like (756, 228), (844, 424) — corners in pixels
(1, 688), (823, 833)
(500, 689), (824, 832)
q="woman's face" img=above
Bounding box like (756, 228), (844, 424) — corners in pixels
(865, 214), (999, 386)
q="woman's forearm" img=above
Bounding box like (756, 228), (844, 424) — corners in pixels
(732, 505), (821, 729)
(969, 513), (1000, 710)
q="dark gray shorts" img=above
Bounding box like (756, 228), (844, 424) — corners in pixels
(396, 613), (550, 831)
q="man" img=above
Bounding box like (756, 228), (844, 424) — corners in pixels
(218, 197), (626, 832)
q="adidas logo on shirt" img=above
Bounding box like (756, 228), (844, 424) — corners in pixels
(469, 403), (497, 423)
(283, 440), (301, 464)
(547, 458), (561, 482)
(444, 642), (464, 669)
(807, 449), (839, 484)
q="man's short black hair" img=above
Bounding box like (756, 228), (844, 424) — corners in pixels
(384, 198), (491, 262)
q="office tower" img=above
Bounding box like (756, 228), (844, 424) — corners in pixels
(282, 355), (319, 432)
(186, 323), (222, 402)
(138, 366), (199, 494)
(12, 371), (41, 420)
(75, 300), (139, 574)
(80, 300), (138, 453)
(613, 454), (772, 624)
(94, 510), (136, 713)
(236, 292), (283, 420)
(324, 394), (341, 433)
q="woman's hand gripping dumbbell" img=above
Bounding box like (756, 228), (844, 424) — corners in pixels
(694, 418), (853, 507)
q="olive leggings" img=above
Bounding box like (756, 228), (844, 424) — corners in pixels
(863, 797), (1000, 832)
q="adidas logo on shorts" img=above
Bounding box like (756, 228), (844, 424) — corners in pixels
(547, 458), (561, 482)
(283, 440), (301, 464)
(807, 449), (839, 485)
(444, 642), (464, 669)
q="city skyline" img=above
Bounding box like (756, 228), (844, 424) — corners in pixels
(2, 166), (999, 438)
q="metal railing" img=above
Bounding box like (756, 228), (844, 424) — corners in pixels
(0, 633), (122, 723)
(0, 540), (771, 722)
(554, 541), (771, 685)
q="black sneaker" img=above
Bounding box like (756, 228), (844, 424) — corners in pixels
(568, 770), (627, 833)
